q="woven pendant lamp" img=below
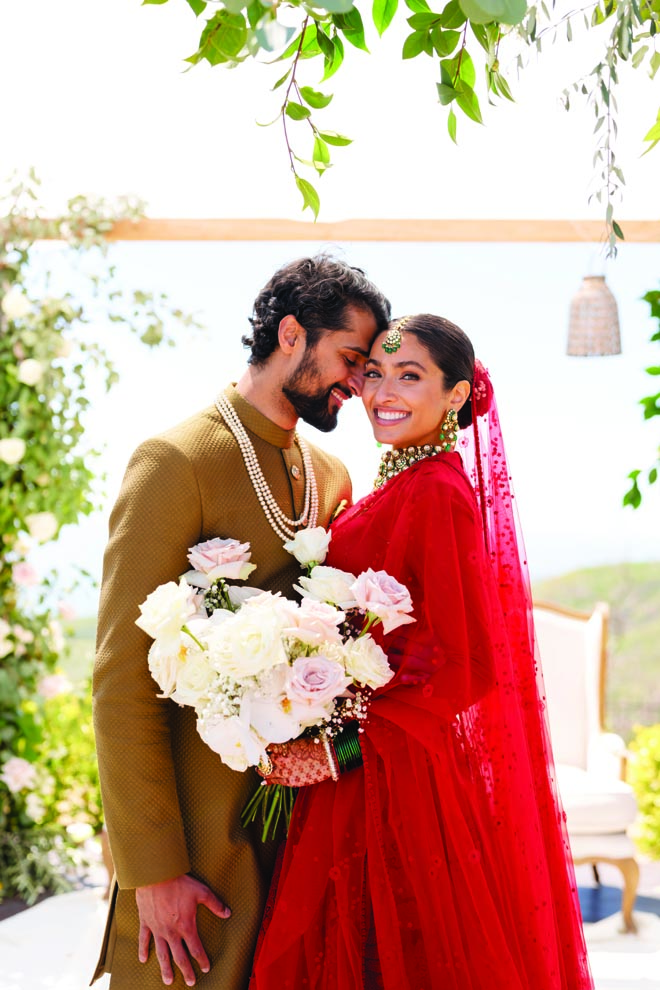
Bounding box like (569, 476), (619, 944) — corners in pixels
(567, 275), (621, 356)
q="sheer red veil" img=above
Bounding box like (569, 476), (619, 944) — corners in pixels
(251, 360), (593, 990)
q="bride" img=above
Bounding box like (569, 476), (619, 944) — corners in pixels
(250, 314), (593, 990)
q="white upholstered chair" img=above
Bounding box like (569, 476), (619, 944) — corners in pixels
(533, 600), (639, 933)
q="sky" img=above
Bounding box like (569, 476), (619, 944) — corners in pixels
(1, 1), (659, 615)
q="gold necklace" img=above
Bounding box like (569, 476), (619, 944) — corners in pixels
(215, 394), (319, 541)
(374, 444), (442, 490)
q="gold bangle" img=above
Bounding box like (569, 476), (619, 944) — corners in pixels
(322, 734), (340, 782)
(257, 754), (274, 777)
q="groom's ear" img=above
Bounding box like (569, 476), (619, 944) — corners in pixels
(278, 315), (305, 355)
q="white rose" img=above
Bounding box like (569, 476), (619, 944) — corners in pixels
(284, 597), (345, 646)
(197, 711), (264, 772)
(0, 639), (11, 659)
(344, 634), (395, 689)
(25, 511), (58, 543)
(17, 359), (45, 386)
(67, 822), (94, 842)
(48, 619), (65, 653)
(351, 569), (416, 635)
(283, 527), (332, 567)
(26, 792), (46, 822)
(55, 337), (73, 358)
(227, 585), (265, 608)
(0, 437), (26, 464)
(207, 595), (288, 678)
(1, 756), (37, 794)
(248, 694), (304, 744)
(171, 648), (216, 708)
(147, 639), (185, 697)
(1, 286), (31, 320)
(135, 577), (198, 653)
(38, 673), (72, 699)
(296, 565), (358, 609)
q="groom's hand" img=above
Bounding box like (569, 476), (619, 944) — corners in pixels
(136, 873), (231, 986)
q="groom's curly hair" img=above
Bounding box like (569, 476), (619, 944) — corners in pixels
(242, 255), (391, 365)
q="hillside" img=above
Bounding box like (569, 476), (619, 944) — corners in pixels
(533, 562), (660, 739)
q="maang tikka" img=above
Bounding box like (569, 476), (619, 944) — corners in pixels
(382, 315), (411, 354)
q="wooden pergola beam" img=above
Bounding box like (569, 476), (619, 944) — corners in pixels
(106, 218), (660, 242)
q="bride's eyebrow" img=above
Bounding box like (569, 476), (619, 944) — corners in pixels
(365, 358), (427, 370)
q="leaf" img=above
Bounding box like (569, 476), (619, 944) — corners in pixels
(437, 82), (456, 104)
(431, 26), (461, 55)
(457, 0), (526, 25)
(645, 366), (660, 375)
(632, 44), (649, 69)
(448, 106), (458, 142)
(321, 33), (345, 80)
(319, 129), (353, 145)
(142, 0), (169, 4)
(285, 101), (312, 120)
(622, 478), (642, 509)
(277, 22), (319, 61)
(612, 220), (625, 240)
(407, 11), (441, 27)
(272, 67), (292, 91)
(185, 0), (206, 11)
(403, 30), (428, 58)
(405, 0), (431, 10)
(650, 51), (660, 79)
(649, 467), (658, 485)
(296, 176), (320, 219)
(440, 0), (466, 27)
(300, 86), (333, 108)
(441, 50), (476, 88)
(493, 70), (513, 101)
(333, 8), (370, 52)
(314, 0), (356, 10)
(374, 0), (399, 34)
(186, 10), (247, 65)
(313, 135), (331, 168)
(455, 84), (483, 123)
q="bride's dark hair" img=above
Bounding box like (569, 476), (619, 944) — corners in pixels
(393, 314), (475, 428)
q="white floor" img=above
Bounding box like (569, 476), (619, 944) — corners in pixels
(0, 881), (658, 990)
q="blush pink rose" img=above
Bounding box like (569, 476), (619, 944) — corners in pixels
(12, 562), (39, 587)
(284, 598), (345, 646)
(350, 568), (415, 635)
(286, 655), (352, 708)
(186, 538), (256, 584)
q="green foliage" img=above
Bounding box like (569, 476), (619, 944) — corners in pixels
(145, 0), (659, 227)
(0, 171), (199, 904)
(624, 286), (660, 507)
(628, 724), (660, 859)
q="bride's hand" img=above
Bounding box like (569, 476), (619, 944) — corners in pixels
(258, 738), (335, 787)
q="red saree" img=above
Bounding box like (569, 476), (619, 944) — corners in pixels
(251, 375), (593, 989)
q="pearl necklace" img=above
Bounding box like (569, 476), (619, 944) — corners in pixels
(374, 443), (442, 490)
(215, 394), (319, 541)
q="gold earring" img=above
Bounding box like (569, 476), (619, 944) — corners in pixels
(439, 408), (458, 452)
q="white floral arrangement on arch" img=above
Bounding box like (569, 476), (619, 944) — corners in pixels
(135, 527), (415, 838)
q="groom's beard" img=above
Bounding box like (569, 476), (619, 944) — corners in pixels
(282, 351), (349, 433)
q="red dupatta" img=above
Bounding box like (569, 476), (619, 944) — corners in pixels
(251, 363), (593, 990)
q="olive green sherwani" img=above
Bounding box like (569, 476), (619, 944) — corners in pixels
(92, 385), (351, 989)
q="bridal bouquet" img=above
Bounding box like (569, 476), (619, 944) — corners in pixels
(135, 527), (415, 837)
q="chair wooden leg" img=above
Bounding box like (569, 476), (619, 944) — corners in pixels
(573, 854), (639, 933)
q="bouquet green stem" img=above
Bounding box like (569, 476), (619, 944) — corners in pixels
(241, 782), (297, 842)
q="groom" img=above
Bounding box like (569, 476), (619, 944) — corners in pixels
(91, 256), (390, 989)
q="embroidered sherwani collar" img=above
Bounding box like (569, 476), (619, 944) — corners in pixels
(222, 384), (297, 450)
